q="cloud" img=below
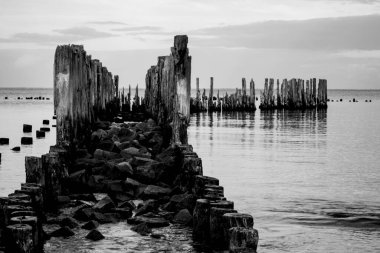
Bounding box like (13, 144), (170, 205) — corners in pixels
(190, 15), (380, 50)
(0, 27), (116, 45)
(113, 26), (162, 32)
(87, 21), (127, 25)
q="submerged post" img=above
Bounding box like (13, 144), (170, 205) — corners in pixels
(209, 77), (214, 111)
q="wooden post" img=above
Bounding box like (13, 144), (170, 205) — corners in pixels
(210, 207), (237, 250)
(209, 77), (214, 111)
(5, 224), (34, 252)
(277, 79), (281, 108)
(249, 79), (256, 110)
(193, 199), (210, 244)
(229, 227), (259, 253)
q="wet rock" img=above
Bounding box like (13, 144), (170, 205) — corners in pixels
(118, 128), (137, 142)
(11, 146), (20, 152)
(118, 200), (136, 210)
(131, 222), (151, 236)
(23, 124), (32, 133)
(164, 193), (196, 213)
(130, 157), (156, 167)
(91, 129), (107, 141)
(73, 158), (105, 173)
(87, 175), (106, 192)
(42, 120), (49, 125)
(93, 196), (115, 212)
(113, 192), (133, 203)
(50, 226), (74, 238)
(135, 199), (158, 216)
(103, 180), (124, 193)
(97, 139), (115, 152)
(111, 208), (132, 219)
(74, 208), (95, 221)
(81, 220), (99, 230)
(141, 185), (171, 199)
(60, 217), (79, 229)
(86, 229), (105, 241)
(21, 137), (33, 145)
(0, 138), (9, 145)
(124, 178), (143, 189)
(94, 149), (121, 160)
(120, 147), (139, 158)
(172, 209), (192, 225)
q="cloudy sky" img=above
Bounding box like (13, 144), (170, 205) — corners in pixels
(1, 0), (380, 89)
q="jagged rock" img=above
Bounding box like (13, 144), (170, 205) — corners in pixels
(72, 158), (105, 174)
(118, 200), (136, 210)
(113, 192), (133, 203)
(109, 162), (133, 180)
(93, 196), (115, 212)
(172, 209), (192, 225)
(87, 175), (106, 192)
(86, 229), (105, 241)
(141, 185), (171, 199)
(50, 226), (74, 237)
(94, 149), (121, 160)
(60, 217), (79, 228)
(135, 199), (158, 216)
(11, 146), (20, 151)
(164, 193), (196, 213)
(130, 157), (156, 167)
(118, 128), (137, 142)
(74, 207), (95, 221)
(131, 222), (151, 236)
(97, 138), (115, 152)
(81, 220), (99, 230)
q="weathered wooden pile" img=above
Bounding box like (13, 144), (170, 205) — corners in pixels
(260, 78), (328, 109)
(191, 77), (257, 113)
(145, 35), (192, 144)
(54, 44), (120, 151)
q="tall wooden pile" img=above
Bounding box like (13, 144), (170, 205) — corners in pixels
(54, 45), (119, 150)
(144, 35), (192, 144)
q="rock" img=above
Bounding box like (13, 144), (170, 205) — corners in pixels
(164, 193), (196, 213)
(229, 227), (259, 253)
(96, 139), (115, 152)
(130, 157), (156, 167)
(128, 215), (169, 228)
(113, 192), (133, 203)
(69, 194), (96, 202)
(111, 208), (132, 219)
(118, 128), (137, 142)
(40, 127), (50, 132)
(120, 147), (139, 157)
(93, 196), (115, 212)
(133, 162), (166, 184)
(103, 213), (122, 223)
(86, 229), (105, 241)
(109, 162), (133, 180)
(131, 222), (151, 236)
(147, 133), (163, 154)
(23, 124), (32, 133)
(81, 220), (99, 230)
(42, 120), (49, 125)
(57, 195), (71, 204)
(135, 199), (158, 216)
(73, 158), (105, 173)
(87, 175), (106, 192)
(0, 138), (9, 145)
(11, 146), (20, 151)
(172, 209), (192, 225)
(74, 208), (95, 221)
(94, 121), (111, 131)
(103, 180), (125, 193)
(118, 200), (136, 210)
(36, 130), (45, 138)
(124, 178), (143, 189)
(60, 217), (79, 229)
(91, 129), (107, 141)
(94, 149), (121, 160)
(141, 185), (171, 199)
(50, 226), (74, 238)
(21, 137), (33, 145)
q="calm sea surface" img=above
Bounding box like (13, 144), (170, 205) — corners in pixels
(0, 88), (379, 252)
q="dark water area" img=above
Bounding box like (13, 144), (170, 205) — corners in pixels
(1, 88), (380, 252)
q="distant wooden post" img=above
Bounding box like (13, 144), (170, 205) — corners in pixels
(209, 77), (214, 111)
(249, 79), (256, 110)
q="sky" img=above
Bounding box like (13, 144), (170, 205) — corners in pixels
(1, 0), (380, 89)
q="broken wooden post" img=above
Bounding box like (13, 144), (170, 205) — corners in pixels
(5, 223), (34, 252)
(249, 79), (256, 110)
(210, 207), (237, 250)
(193, 199), (210, 244)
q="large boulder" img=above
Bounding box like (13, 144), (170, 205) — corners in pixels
(141, 185), (171, 199)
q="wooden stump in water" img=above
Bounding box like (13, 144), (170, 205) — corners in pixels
(209, 207), (237, 250)
(210, 200), (234, 210)
(192, 199), (210, 244)
(194, 175), (219, 197)
(229, 227), (259, 253)
(5, 223), (34, 253)
(204, 185), (224, 196)
(10, 216), (39, 250)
